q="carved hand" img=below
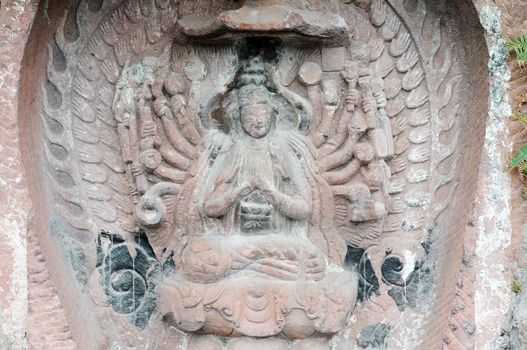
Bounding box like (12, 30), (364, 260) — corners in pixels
(231, 182), (253, 200)
(136, 96), (145, 109)
(153, 97), (170, 118)
(346, 89), (360, 108)
(184, 240), (228, 283)
(253, 179), (276, 203)
(302, 251), (326, 281)
(249, 258), (300, 281)
(245, 244), (300, 280)
(203, 182), (253, 218)
(170, 94), (187, 115)
(230, 243), (300, 280)
(141, 120), (157, 138)
(362, 98), (377, 114)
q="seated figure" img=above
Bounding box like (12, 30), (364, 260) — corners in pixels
(159, 58), (358, 339)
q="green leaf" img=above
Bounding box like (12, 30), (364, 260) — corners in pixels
(518, 52), (527, 65)
(511, 146), (527, 169)
(513, 114), (527, 125)
(507, 34), (527, 64)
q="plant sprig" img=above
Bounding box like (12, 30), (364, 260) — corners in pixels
(510, 146), (527, 174)
(509, 91), (527, 194)
(507, 35), (527, 66)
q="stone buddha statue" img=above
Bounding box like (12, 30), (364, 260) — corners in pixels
(159, 58), (358, 339)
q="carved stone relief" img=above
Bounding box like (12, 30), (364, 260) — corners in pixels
(22, 0), (489, 348)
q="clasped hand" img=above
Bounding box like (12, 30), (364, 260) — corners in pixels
(231, 179), (277, 203)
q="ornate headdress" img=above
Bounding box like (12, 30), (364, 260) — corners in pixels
(236, 57), (271, 108)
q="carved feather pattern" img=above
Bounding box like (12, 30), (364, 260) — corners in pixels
(361, 0), (431, 239)
(39, 0), (187, 345)
(41, 0), (180, 257)
(374, 1), (462, 348)
(368, 0), (458, 245)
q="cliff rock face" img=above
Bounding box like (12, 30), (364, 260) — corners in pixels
(0, 0), (526, 349)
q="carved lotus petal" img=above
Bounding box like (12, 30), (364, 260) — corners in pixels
(390, 115), (407, 136)
(405, 191), (428, 208)
(407, 168), (429, 184)
(407, 108), (431, 127)
(384, 77), (402, 99)
(370, 0), (387, 27)
(369, 38), (385, 61)
(100, 59), (120, 84)
(396, 49), (419, 73)
(394, 137), (410, 155)
(73, 75), (95, 100)
(389, 157), (407, 174)
(85, 184), (113, 201)
(386, 97), (405, 117)
(92, 201), (118, 223)
(108, 173), (130, 194)
(388, 177), (406, 194)
(81, 163), (108, 183)
(96, 104), (117, 127)
(103, 150), (125, 174)
(389, 32), (411, 57)
(130, 28), (147, 55)
(402, 67), (424, 91)
(380, 15), (400, 41)
(113, 193), (135, 215)
(78, 54), (101, 82)
(56, 204), (92, 231)
(73, 119), (98, 143)
(146, 18), (163, 44)
(115, 217), (137, 234)
(98, 86), (114, 108)
(409, 127), (431, 144)
(405, 87), (429, 108)
(124, 0), (143, 23)
(111, 7), (131, 35)
(373, 51), (394, 78)
(408, 144), (430, 163)
(78, 142), (102, 163)
(156, 0), (170, 9)
(99, 19), (120, 45)
(114, 40), (129, 67)
(86, 33), (109, 60)
(99, 128), (120, 149)
(140, 0), (154, 16)
(72, 99), (95, 123)
(160, 6), (178, 33)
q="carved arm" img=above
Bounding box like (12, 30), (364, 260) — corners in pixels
(267, 190), (309, 220)
(153, 96), (197, 159)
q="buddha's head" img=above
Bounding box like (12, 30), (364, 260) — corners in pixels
(236, 58), (275, 139)
(238, 87), (272, 138)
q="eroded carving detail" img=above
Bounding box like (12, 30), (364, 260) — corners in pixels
(95, 231), (161, 329)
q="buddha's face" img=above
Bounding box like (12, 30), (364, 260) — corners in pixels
(240, 103), (272, 138)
